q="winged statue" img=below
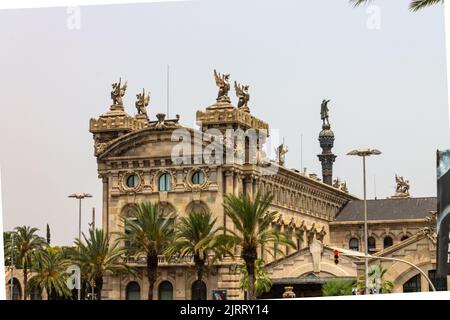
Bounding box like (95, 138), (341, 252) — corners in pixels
(395, 174), (410, 196)
(135, 88), (150, 119)
(111, 78), (128, 106)
(214, 69), (230, 102)
(276, 142), (289, 166)
(234, 81), (250, 109)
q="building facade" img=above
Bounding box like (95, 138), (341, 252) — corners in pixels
(5, 73), (447, 299)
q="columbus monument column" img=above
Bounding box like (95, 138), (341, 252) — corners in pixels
(317, 99), (337, 185)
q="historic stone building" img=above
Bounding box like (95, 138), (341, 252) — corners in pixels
(87, 73), (447, 299)
(4, 72), (447, 299)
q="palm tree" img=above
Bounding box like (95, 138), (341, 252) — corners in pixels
(74, 228), (130, 300)
(367, 264), (394, 294)
(322, 279), (355, 296)
(119, 202), (175, 300)
(28, 248), (71, 300)
(240, 259), (272, 298)
(166, 211), (231, 296)
(13, 226), (46, 299)
(350, 0), (443, 11)
(221, 192), (295, 300)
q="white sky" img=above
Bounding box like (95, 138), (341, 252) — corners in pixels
(0, 0), (448, 245)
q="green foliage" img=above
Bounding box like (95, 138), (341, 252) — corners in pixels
(120, 202), (175, 258)
(118, 202), (175, 299)
(322, 279), (355, 296)
(349, 0), (443, 12)
(219, 192), (295, 300)
(240, 259), (272, 296)
(166, 211), (233, 283)
(46, 224), (51, 246)
(74, 228), (130, 299)
(367, 264), (394, 294)
(29, 248), (72, 299)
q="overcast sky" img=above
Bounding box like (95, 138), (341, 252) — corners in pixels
(0, 0), (448, 245)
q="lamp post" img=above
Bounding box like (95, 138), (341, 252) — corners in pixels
(10, 232), (14, 300)
(347, 148), (381, 295)
(68, 192), (92, 300)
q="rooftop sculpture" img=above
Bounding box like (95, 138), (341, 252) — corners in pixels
(214, 69), (231, 102)
(393, 174), (410, 198)
(111, 78), (128, 106)
(234, 81), (250, 111)
(135, 88), (150, 119)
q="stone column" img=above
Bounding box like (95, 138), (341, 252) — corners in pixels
(233, 172), (239, 196)
(224, 170), (235, 233)
(244, 176), (253, 199)
(252, 176), (259, 197)
(420, 274), (429, 292)
(102, 175), (109, 235)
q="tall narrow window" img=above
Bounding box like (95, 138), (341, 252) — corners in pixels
(368, 237), (376, 253)
(349, 238), (359, 251)
(191, 280), (207, 300)
(403, 274), (421, 293)
(159, 173), (172, 191)
(126, 282), (141, 300)
(383, 236), (393, 249)
(158, 281), (174, 300)
(428, 270), (448, 291)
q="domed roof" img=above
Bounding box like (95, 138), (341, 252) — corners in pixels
(319, 128), (334, 138)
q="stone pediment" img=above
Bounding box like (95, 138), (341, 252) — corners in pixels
(265, 246), (358, 280)
(97, 126), (206, 160)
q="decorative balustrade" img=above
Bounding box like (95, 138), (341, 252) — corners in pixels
(122, 254), (194, 265)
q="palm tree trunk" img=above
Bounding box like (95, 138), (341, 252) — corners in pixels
(194, 255), (205, 283)
(147, 253), (158, 300)
(23, 263), (28, 300)
(95, 276), (103, 300)
(242, 248), (257, 300)
(194, 255), (206, 300)
(246, 261), (256, 300)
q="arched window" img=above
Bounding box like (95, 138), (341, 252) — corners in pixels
(186, 202), (209, 215)
(126, 282), (141, 300)
(401, 235), (409, 241)
(403, 274), (421, 293)
(349, 238), (359, 251)
(428, 270), (448, 291)
(368, 237), (376, 253)
(191, 280), (207, 300)
(158, 281), (173, 300)
(192, 171), (205, 185)
(30, 287), (42, 300)
(159, 173), (172, 191)
(383, 236), (393, 249)
(8, 278), (21, 300)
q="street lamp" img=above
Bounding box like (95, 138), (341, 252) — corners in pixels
(68, 192), (92, 300)
(347, 148), (381, 295)
(10, 232), (15, 300)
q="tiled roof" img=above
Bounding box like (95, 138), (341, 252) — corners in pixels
(334, 197), (436, 222)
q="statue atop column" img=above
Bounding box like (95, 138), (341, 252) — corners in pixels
(214, 69), (231, 103)
(135, 88), (150, 120)
(320, 99), (331, 127)
(234, 81), (250, 112)
(111, 78), (128, 107)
